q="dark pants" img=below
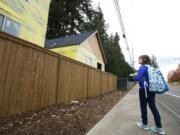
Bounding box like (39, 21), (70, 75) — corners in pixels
(139, 87), (162, 128)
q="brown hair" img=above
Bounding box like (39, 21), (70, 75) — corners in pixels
(139, 55), (151, 65)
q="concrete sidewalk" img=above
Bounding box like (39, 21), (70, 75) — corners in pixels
(87, 86), (180, 135)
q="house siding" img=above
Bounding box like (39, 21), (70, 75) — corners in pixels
(0, 0), (51, 47)
(81, 35), (105, 64)
(50, 45), (105, 71)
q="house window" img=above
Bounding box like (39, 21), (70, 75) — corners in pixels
(97, 62), (102, 70)
(85, 57), (92, 66)
(2, 17), (20, 37)
(0, 14), (4, 30)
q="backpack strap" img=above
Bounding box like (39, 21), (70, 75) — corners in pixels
(143, 78), (148, 98)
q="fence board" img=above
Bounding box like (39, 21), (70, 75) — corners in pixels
(114, 76), (117, 91)
(18, 46), (33, 113)
(25, 48), (37, 112)
(0, 40), (12, 117)
(101, 72), (109, 94)
(109, 75), (114, 92)
(1, 42), (19, 117)
(9, 45), (27, 115)
(43, 54), (58, 106)
(57, 59), (71, 103)
(88, 69), (101, 98)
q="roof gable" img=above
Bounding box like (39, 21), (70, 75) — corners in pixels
(81, 35), (105, 63)
(45, 31), (96, 49)
(45, 31), (107, 63)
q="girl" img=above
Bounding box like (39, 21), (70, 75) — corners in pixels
(133, 55), (165, 135)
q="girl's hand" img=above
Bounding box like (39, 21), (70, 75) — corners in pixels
(129, 72), (138, 77)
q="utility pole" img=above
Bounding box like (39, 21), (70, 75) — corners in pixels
(113, 0), (133, 67)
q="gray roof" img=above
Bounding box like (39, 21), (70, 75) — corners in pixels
(45, 31), (96, 49)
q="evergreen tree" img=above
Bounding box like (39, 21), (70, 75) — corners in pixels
(83, 6), (108, 42)
(46, 0), (94, 39)
(105, 33), (134, 77)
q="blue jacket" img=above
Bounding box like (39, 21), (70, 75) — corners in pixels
(134, 65), (149, 89)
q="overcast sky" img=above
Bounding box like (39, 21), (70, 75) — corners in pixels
(92, 0), (180, 78)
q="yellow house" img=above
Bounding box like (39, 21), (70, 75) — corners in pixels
(0, 0), (51, 47)
(45, 31), (107, 71)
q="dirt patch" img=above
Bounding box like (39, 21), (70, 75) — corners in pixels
(0, 90), (128, 135)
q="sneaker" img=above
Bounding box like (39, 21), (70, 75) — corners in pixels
(136, 121), (149, 130)
(149, 126), (166, 135)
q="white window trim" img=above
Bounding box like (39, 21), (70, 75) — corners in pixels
(1, 16), (21, 37)
(85, 56), (92, 66)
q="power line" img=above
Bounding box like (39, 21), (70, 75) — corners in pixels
(113, 0), (133, 66)
(113, 0), (125, 34)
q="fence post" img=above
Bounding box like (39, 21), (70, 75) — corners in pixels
(100, 72), (102, 95)
(55, 56), (61, 105)
(86, 68), (89, 99)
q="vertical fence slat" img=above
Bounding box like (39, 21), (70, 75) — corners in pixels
(2, 42), (19, 117)
(0, 40), (12, 117)
(88, 69), (101, 98)
(101, 72), (109, 94)
(57, 59), (71, 103)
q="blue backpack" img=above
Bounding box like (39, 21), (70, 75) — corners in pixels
(144, 65), (169, 94)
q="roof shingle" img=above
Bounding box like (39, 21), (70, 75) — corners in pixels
(45, 31), (96, 49)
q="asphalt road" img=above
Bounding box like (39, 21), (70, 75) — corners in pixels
(157, 84), (180, 120)
(154, 84), (180, 135)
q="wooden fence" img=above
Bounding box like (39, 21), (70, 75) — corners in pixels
(0, 32), (117, 118)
